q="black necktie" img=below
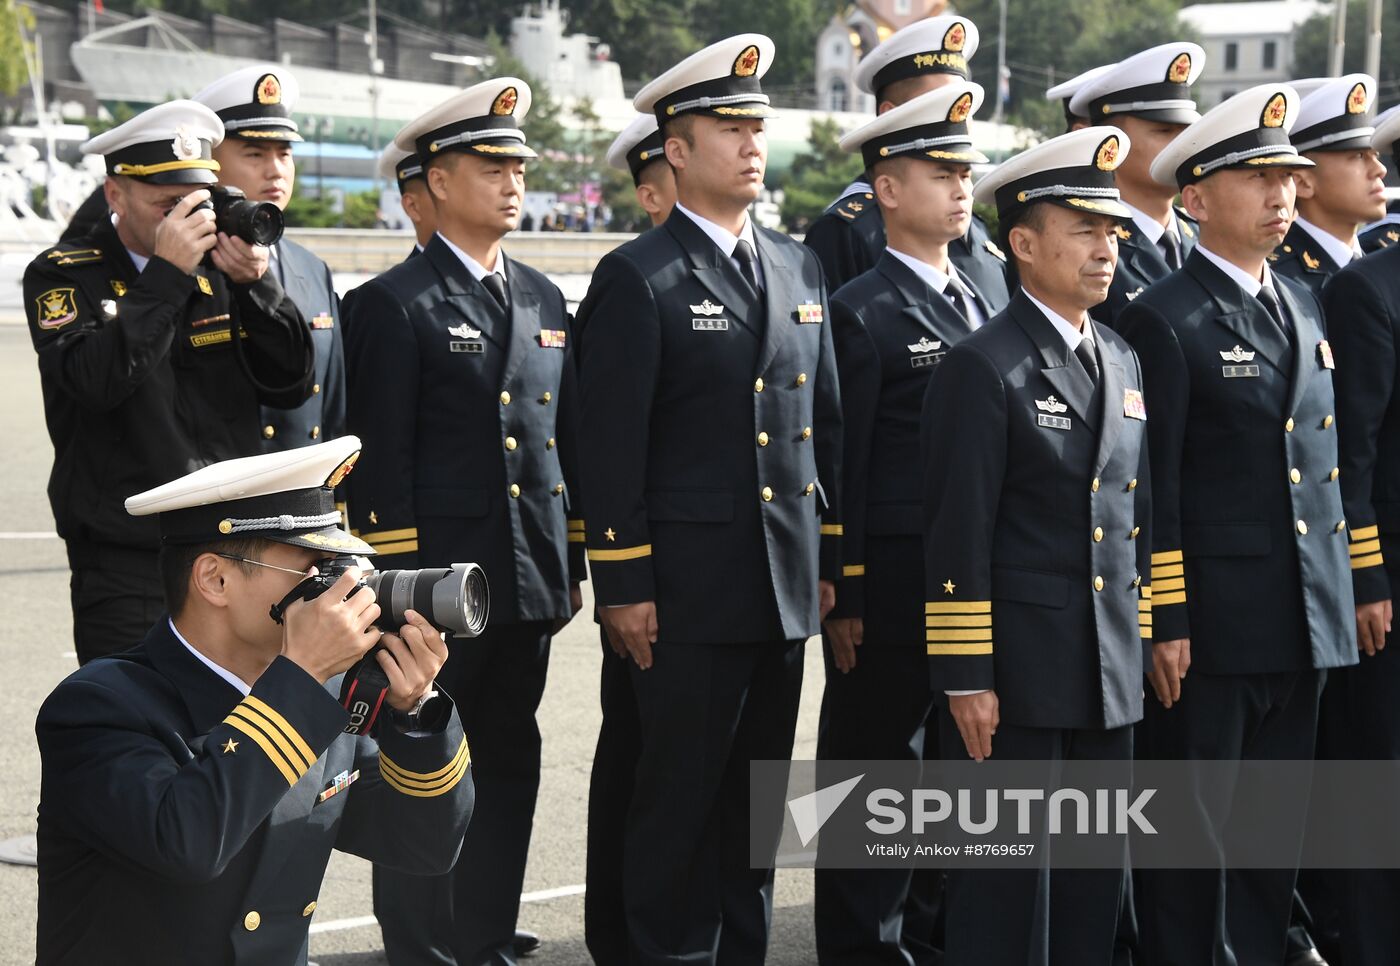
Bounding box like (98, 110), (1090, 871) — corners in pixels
(734, 239), (761, 296)
(1159, 232), (1182, 270)
(1075, 337), (1099, 385)
(944, 278), (971, 325)
(481, 272), (508, 311)
(1257, 285), (1291, 339)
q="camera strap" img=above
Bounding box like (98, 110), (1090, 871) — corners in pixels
(338, 650), (392, 736)
(268, 574), (325, 626)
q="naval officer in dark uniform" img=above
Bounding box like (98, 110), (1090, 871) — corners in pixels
(1072, 43), (1205, 326)
(921, 125), (1151, 966)
(194, 65), (347, 454)
(814, 80), (991, 966)
(24, 99), (314, 664)
(1045, 63), (1116, 133)
(1355, 104), (1400, 256)
(804, 15), (1010, 307)
(582, 109), (678, 966)
(1116, 84), (1357, 966)
(575, 33), (842, 964)
(1271, 74), (1386, 294)
(382, 144), (439, 256)
(35, 436), (474, 966)
(344, 80), (585, 966)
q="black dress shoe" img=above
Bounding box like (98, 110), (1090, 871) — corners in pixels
(513, 929), (541, 958)
(1286, 947), (1328, 966)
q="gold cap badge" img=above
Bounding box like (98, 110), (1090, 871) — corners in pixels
(1347, 82), (1368, 115)
(733, 45), (760, 78)
(947, 92), (973, 123)
(1262, 93), (1287, 128)
(491, 87), (519, 116)
(1167, 53), (1191, 84)
(1095, 134), (1121, 171)
(256, 73), (282, 106)
(943, 22), (966, 53)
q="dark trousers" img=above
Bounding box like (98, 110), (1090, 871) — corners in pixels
(66, 543), (164, 665)
(1138, 668), (1325, 966)
(373, 620), (552, 966)
(585, 631), (640, 965)
(936, 716), (1133, 966)
(814, 641), (941, 966)
(621, 639), (805, 966)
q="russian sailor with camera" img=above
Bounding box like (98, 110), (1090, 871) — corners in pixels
(33, 435), (475, 966)
(344, 79), (585, 965)
(23, 99), (315, 666)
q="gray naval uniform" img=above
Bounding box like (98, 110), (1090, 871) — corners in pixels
(259, 238), (346, 451)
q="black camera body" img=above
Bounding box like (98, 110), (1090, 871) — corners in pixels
(196, 184), (285, 247)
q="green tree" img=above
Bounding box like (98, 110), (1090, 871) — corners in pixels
(1, 0), (34, 98)
(779, 114), (862, 230)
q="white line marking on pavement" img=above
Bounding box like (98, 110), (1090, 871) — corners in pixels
(308, 883), (587, 935)
(0, 531), (59, 539)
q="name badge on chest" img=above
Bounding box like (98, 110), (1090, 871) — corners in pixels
(449, 323), (483, 354)
(1220, 345), (1259, 378)
(691, 300), (728, 331)
(907, 337), (943, 369)
(1035, 395), (1071, 431)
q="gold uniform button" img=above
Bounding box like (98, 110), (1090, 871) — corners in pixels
(509, 484), (521, 499)
(500, 391), (511, 405)
(244, 911), (261, 931)
(757, 432), (770, 446)
(1297, 520), (1308, 535)
(546, 437), (556, 449)
(761, 486), (774, 502)
(312, 383), (321, 394)
(1091, 478), (1101, 493)
(1093, 576), (1105, 592)
(1289, 468), (1301, 484)
(553, 483), (565, 495)
(754, 378), (764, 393)
(1285, 417), (1295, 432)
(804, 482), (815, 496)
(1330, 467), (1340, 481)
(302, 902), (317, 918)
(795, 372), (808, 387)
(1323, 414), (1334, 428)
(1128, 478), (1138, 491)
(1130, 526), (1141, 539)
(262, 425), (276, 440)
(541, 391), (552, 403)
(1093, 527), (1104, 542)
(505, 436), (518, 451)
(801, 426), (812, 440)
(310, 426), (320, 440)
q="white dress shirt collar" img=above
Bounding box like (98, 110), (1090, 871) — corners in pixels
(674, 202), (764, 289)
(1194, 244), (1276, 299)
(169, 618), (252, 696)
(1122, 200), (1172, 246)
(1293, 215), (1361, 267)
(126, 247), (150, 274)
(436, 231), (507, 283)
(1021, 287), (1094, 349)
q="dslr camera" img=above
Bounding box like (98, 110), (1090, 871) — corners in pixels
(194, 185), (285, 247)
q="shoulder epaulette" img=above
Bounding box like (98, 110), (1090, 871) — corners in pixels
(1114, 224), (1134, 241)
(44, 245), (106, 268)
(830, 192), (878, 221)
(1173, 207), (1197, 240)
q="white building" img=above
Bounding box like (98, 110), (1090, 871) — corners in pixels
(814, 0), (948, 114)
(1178, 0), (1330, 108)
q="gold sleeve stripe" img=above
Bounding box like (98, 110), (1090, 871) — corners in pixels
(1152, 577), (1186, 593)
(568, 520), (586, 532)
(1351, 525), (1380, 541)
(1349, 539), (1382, 557)
(821, 524), (844, 536)
(926, 614), (992, 628)
(230, 706), (313, 774)
(842, 564), (865, 577)
(567, 532), (587, 543)
(1140, 585), (1153, 599)
(224, 716), (300, 787)
(242, 695), (316, 769)
(1151, 550), (1183, 565)
(926, 628), (993, 642)
(1138, 600), (1153, 612)
(588, 544), (653, 562)
(381, 737), (470, 782)
(1140, 627), (1153, 639)
(379, 739), (470, 798)
(1351, 553), (1385, 570)
(925, 601), (992, 614)
(1151, 563), (1184, 578)
(360, 527), (418, 544)
(373, 539), (419, 555)
(1153, 591), (1187, 606)
(927, 642), (993, 656)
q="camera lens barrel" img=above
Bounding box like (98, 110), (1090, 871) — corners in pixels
(364, 563), (489, 639)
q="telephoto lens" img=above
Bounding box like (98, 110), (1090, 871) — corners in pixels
(364, 563), (490, 639)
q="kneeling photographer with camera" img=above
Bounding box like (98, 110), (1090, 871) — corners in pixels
(24, 99), (316, 666)
(34, 437), (478, 966)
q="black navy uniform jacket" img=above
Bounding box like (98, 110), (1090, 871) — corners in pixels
(1116, 250), (1357, 673)
(827, 250), (983, 642)
(575, 208), (842, 643)
(1271, 220), (1348, 297)
(260, 238), (346, 450)
(920, 292), (1152, 730)
(35, 619), (474, 966)
(804, 185), (1012, 311)
(343, 235), (585, 624)
(1324, 244), (1400, 603)
(24, 217), (315, 552)
(1358, 209), (1400, 254)
(1091, 208), (1198, 326)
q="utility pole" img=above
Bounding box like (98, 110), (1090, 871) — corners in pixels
(368, 0), (383, 196)
(1364, 0), (1382, 83)
(992, 0), (1007, 124)
(1329, 0), (1347, 76)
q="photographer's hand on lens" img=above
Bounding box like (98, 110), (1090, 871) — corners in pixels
(376, 609), (450, 713)
(281, 566), (383, 684)
(154, 189), (217, 275)
(209, 232), (269, 285)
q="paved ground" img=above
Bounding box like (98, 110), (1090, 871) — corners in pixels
(0, 325), (823, 964)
